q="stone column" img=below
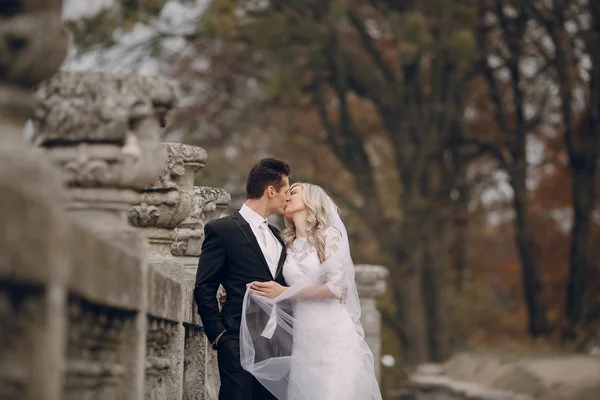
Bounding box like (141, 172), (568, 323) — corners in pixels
(355, 264), (389, 382)
(128, 142), (207, 400)
(0, 2), (69, 400)
(33, 71), (176, 400)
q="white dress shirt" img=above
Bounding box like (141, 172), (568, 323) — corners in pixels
(239, 204), (282, 277)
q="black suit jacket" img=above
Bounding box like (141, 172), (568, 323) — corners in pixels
(194, 211), (287, 343)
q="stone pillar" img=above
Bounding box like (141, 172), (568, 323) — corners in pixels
(355, 264), (389, 382)
(0, 2), (69, 400)
(33, 71), (175, 400)
(128, 142), (207, 400)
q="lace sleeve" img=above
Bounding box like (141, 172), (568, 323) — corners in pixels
(323, 227), (347, 301)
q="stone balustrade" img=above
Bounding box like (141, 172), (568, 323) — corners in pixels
(0, 2), (226, 399)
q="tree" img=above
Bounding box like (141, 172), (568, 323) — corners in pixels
(190, 0), (482, 365)
(527, 0), (600, 338)
(475, 0), (552, 336)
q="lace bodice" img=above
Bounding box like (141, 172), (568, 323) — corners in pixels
(283, 227), (347, 300)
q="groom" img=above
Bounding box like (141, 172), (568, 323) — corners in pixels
(194, 158), (291, 400)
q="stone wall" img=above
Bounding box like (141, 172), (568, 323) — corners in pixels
(0, 2), (226, 399)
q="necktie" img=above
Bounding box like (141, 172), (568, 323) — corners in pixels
(259, 221), (269, 247)
(259, 221), (278, 276)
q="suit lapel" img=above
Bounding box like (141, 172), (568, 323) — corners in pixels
(232, 211), (273, 279)
(270, 225), (287, 280)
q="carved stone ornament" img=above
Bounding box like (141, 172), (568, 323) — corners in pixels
(128, 143), (207, 229)
(32, 71), (177, 212)
(182, 186), (230, 227)
(171, 186), (231, 257)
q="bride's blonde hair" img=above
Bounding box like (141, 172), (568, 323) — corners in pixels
(282, 183), (332, 263)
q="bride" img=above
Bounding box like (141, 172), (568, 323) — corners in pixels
(239, 182), (382, 400)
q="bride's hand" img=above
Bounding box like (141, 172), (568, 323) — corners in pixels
(250, 281), (287, 299)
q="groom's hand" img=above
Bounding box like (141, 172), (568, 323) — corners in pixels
(250, 281), (287, 299)
(217, 287), (227, 306)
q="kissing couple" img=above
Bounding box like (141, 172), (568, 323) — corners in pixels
(194, 158), (382, 400)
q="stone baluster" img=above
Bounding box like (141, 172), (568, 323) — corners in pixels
(173, 186), (230, 400)
(128, 142), (207, 279)
(355, 264), (389, 383)
(174, 186), (231, 280)
(128, 142), (207, 400)
(32, 71), (176, 400)
(0, 2), (69, 400)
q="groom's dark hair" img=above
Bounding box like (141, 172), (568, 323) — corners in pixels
(246, 158), (291, 199)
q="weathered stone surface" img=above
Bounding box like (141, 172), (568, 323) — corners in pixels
(147, 266), (183, 322)
(183, 325), (208, 400)
(33, 71), (176, 144)
(129, 143), (207, 400)
(0, 0), (69, 88)
(355, 264), (389, 297)
(0, 2), (70, 399)
(67, 222), (147, 310)
(33, 71), (172, 191)
(355, 264), (388, 382)
(145, 318), (185, 400)
(32, 72), (175, 247)
(129, 143), (207, 229)
(186, 187), (231, 225)
(203, 348), (220, 400)
(175, 186), (230, 400)
(64, 298), (139, 400)
(174, 186), (230, 258)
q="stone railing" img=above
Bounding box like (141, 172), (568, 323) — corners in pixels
(0, 2), (228, 399)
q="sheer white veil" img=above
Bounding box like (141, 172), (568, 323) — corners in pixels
(239, 196), (382, 400)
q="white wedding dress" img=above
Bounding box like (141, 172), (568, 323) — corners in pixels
(239, 198), (382, 400)
(283, 229), (373, 400)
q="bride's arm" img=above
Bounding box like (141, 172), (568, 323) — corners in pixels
(290, 283), (339, 300)
(251, 281), (338, 300)
(251, 228), (347, 301)
(290, 228), (347, 302)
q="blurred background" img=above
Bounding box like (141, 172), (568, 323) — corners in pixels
(60, 0), (600, 396)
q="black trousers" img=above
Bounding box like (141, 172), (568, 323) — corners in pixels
(216, 336), (277, 400)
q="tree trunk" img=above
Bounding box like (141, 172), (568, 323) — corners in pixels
(422, 233), (452, 362)
(566, 155), (598, 330)
(510, 161), (551, 336)
(391, 250), (430, 366)
(564, 20), (600, 333)
(543, 0), (600, 338)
